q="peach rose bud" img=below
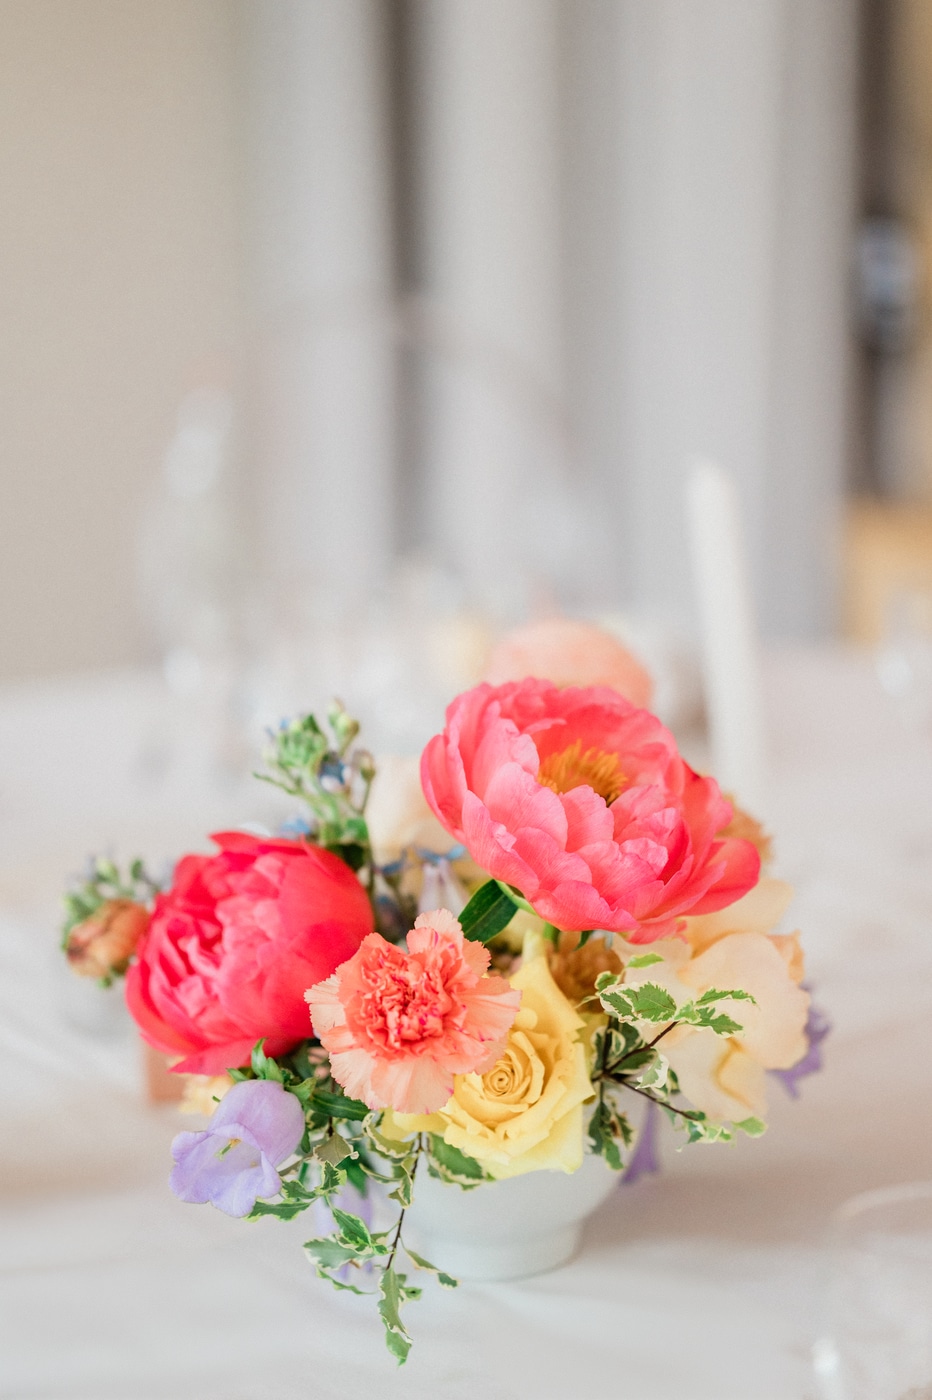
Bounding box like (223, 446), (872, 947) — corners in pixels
(483, 618), (654, 709)
(65, 898), (149, 980)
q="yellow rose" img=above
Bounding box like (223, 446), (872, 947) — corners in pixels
(388, 950), (594, 1178)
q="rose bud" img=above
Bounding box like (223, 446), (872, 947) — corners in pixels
(65, 899), (150, 980)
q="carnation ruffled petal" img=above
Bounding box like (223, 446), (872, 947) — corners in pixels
(306, 911), (522, 1115)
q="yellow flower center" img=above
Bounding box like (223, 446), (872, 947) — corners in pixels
(537, 739), (626, 805)
(482, 1046), (534, 1104)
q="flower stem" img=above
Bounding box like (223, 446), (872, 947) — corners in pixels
(384, 1136), (422, 1274)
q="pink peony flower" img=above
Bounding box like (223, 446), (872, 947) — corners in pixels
(306, 909), (522, 1115)
(420, 680), (760, 942)
(125, 832), (373, 1075)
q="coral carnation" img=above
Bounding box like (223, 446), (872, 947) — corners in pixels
(420, 679), (760, 941)
(306, 909), (522, 1115)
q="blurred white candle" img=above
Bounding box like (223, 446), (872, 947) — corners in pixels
(410, 0), (566, 615)
(686, 460), (766, 814)
(246, 0), (395, 602)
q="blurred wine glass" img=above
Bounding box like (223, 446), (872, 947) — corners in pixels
(814, 1183), (932, 1400)
(135, 384), (253, 783)
(876, 587), (932, 736)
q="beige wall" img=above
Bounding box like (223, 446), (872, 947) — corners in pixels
(0, 0), (244, 680)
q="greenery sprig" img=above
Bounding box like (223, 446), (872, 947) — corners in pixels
(585, 968), (766, 1164)
(239, 1041), (458, 1364)
(254, 704), (375, 873)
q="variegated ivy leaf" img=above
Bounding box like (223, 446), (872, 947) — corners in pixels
(378, 1269), (413, 1365)
(587, 1099), (633, 1172)
(627, 952), (664, 969)
(331, 1206), (379, 1253)
(313, 1132), (358, 1167)
(387, 1152), (418, 1207)
(404, 1248), (458, 1290)
(364, 1116), (416, 1160)
(426, 1135), (489, 1187)
(599, 979), (678, 1024)
(635, 1052), (669, 1092)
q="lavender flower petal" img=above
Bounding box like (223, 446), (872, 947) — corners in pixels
(169, 1078), (305, 1217)
(211, 1080), (306, 1164)
(170, 1131), (281, 1217)
(622, 1098), (661, 1186)
(770, 995), (831, 1100)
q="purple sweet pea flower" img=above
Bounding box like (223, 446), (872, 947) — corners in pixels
(621, 1097), (661, 1186)
(770, 995), (831, 1099)
(169, 1079), (305, 1218)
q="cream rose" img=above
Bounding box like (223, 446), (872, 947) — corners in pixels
(622, 878), (810, 1122)
(389, 950), (594, 1178)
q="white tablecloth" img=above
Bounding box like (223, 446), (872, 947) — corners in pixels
(2, 650), (931, 1399)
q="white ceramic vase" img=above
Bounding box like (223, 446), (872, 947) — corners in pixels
(404, 1153), (619, 1282)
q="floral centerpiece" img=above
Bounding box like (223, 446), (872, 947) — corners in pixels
(62, 635), (819, 1363)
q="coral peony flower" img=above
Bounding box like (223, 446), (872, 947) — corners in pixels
(125, 832), (373, 1076)
(389, 947), (594, 1177)
(484, 617), (654, 709)
(421, 679), (759, 941)
(170, 1079), (305, 1217)
(65, 899), (149, 979)
(306, 909), (522, 1115)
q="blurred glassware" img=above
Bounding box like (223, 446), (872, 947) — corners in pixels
(135, 385), (253, 783)
(875, 587), (932, 735)
(813, 1182), (932, 1400)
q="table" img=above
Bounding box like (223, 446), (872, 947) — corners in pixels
(2, 649), (930, 1399)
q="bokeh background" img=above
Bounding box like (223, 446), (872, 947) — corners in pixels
(6, 8), (932, 1397)
(6, 0), (926, 734)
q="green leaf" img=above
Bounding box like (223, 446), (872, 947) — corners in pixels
(595, 970), (622, 993)
(695, 987), (757, 1007)
(734, 1116), (767, 1137)
(304, 1237), (361, 1270)
(701, 1012), (744, 1036)
(331, 1207), (374, 1251)
(636, 1052), (669, 1092)
(342, 1154), (370, 1196)
(576, 929), (596, 948)
(627, 983), (677, 1022)
(458, 879), (517, 944)
(317, 1271), (368, 1295)
(610, 1046), (655, 1074)
(364, 1117), (416, 1160)
(249, 1198), (313, 1221)
(587, 1099), (631, 1172)
(378, 1269), (412, 1365)
(627, 952), (664, 969)
(311, 1088), (369, 1121)
(404, 1248), (458, 1289)
(250, 1040), (285, 1082)
(387, 1153), (418, 1208)
(314, 1133), (357, 1167)
(426, 1135), (489, 1186)
(319, 1160), (349, 1198)
(599, 987), (635, 1018)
